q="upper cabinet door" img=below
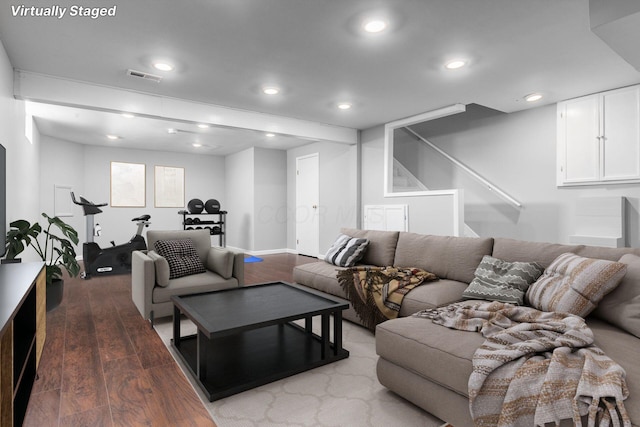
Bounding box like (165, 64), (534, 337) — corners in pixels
(557, 84), (640, 186)
(558, 95), (600, 185)
(601, 86), (640, 181)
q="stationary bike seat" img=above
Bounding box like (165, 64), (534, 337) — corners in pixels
(132, 214), (151, 221)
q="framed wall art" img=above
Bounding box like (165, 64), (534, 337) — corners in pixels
(110, 161), (146, 207)
(154, 165), (185, 208)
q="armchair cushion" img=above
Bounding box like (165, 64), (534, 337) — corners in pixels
(207, 247), (234, 279)
(147, 250), (170, 287)
(154, 238), (206, 279)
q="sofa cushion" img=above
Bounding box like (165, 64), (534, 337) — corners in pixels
(152, 271), (238, 303)
(293, 261), (348, 299)
(492, 238), (584, 269)
(526, 253), (626, 317)
(588, 318), (640, 423)
(147, 250), (170, 287)
(393, 233), (494, 284)
(154, 239), (207, 279)
(341, 228), (399, 266)
(206, 247), (234, 279)
(398, 279), (468, 316)
(592, 254), (640, 338)
(462, 255), (543, 305)
(376, 315), (482, 398)
(324, 233), (369, 267)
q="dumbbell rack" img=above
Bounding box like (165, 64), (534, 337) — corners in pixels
(180, 211), (227, 247)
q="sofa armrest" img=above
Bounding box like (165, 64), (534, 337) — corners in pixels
(205, 247), (244, 285)
(132, 250), (156, 320)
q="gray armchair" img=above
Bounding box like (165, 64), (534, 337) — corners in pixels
(132, 229), (244, 325)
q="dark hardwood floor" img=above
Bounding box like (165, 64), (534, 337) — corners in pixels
(23, 253), (317, 427)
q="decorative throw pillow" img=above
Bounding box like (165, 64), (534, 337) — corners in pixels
(462, 255), (543, 305)
(592, 254), (640, 338)
(154, 239), (206, 279)
(325, 233), (369, 267)
(526, 252), (627, 317)
(147, 250), (170, 287)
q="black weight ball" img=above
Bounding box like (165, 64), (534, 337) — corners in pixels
(188, 198), (204, 214)
(205, 199), (221, 214)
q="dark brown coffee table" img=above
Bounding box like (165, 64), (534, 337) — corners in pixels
(171, 281), (349, 401)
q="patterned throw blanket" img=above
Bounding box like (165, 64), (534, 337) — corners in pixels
(337, 266), (437, 331)
(415, 302), (631, 427)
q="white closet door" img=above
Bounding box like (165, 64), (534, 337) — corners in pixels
(562, 95), (600, 183)
(602, 86), (640, 181)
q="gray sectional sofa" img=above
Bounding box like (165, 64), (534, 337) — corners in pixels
(292, 228), (640, 426)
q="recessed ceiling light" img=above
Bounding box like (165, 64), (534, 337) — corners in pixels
(445, 60), (466, 70)
(153, 62), (174, 72)
(167, 128), (178, 134)
(265, 133), (276, 138)
(363, 19), (387, 33)
(337, 102), (352, 110)
(192, 142), (202, 148)
(262, 86), (280, 95)
(106, 134), (120, 140)
(197, 124), (209, 129)
(121, 113), (135, 119)
(525, 93), (543, 102)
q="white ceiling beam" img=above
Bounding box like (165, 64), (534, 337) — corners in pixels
(13, 70), (358, 145)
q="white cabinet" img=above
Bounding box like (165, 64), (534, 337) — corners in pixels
(557, 85), (640, 186)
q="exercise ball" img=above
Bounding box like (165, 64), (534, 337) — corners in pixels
(205, 199), (221, 214)
(188, 198), (204, 214)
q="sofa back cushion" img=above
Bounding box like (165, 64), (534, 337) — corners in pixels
(492, 238), (585, 268)
(340, 228), (399, 266)
(592, 254), (640, 338)
(147, 229), (211, 263)
(393, 233), (494, 284)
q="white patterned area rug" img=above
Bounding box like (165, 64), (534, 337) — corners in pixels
(154, 316), (444, 427)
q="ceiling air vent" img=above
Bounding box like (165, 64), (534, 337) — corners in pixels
(126, 69), (163, 83)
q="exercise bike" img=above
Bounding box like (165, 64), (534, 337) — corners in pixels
(71, 192), (151, 279)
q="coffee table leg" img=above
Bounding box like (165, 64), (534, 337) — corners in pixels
(173, 305), (181, 349)
(321, 314), (330, 359)
(333, 310), (343, 356)
(305, 316), (312, 333)
(197, 330), (208, 381)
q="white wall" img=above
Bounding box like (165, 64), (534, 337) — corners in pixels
(39, 138), (226, 249)
(225, 148), (254, 250)
(254, 147), (287, 252)
(287, 141), (358, 253)
(365, 104), (640, 247)
(0, 41), (41, 261)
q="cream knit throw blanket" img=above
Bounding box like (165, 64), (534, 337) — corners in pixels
(416, 302), (631, 427)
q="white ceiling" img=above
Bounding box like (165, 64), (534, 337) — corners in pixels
(1, 0), (640, 155)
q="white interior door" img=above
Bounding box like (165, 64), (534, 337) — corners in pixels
(296, 153), (319, 257)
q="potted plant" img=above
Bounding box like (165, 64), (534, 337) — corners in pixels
(5, 213), (80, 311)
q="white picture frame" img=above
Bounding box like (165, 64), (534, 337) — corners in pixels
(154, 165), (185, 208)
(110, 161), (146, 207)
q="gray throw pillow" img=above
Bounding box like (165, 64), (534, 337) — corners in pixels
(154, 239), (206, 279)
(463, 255), (543, 305)
(324, 233), (369, 267)
(147, 250), (170, 287)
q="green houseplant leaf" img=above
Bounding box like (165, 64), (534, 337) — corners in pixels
(5, 213), (80, 284)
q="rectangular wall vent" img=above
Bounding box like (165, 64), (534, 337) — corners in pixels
(126, 69), (163, 83)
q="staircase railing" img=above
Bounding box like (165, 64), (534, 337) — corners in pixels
(403, 127), (522, 208)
